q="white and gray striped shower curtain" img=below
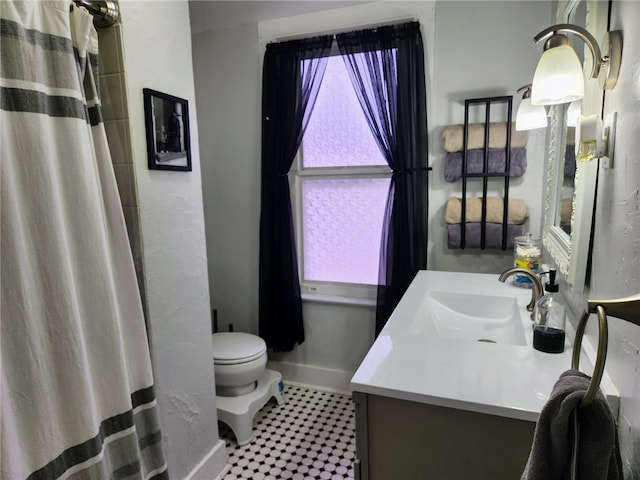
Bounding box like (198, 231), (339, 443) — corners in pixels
(1, 1), (168, 478)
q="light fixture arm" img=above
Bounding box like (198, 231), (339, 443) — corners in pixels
(517, 84), (533, 99)
(534, 24), (602, 79)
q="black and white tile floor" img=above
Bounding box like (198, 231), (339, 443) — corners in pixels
(219, 384), (356, 480)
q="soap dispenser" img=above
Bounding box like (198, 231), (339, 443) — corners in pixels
(533, 269), (566, 353)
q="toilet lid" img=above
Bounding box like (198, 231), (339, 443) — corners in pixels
(212, 332), (267, 364)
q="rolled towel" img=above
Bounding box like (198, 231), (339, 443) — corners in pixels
(444, 148), (527, 182)
(445, 197), (529, 224)
(447, 223), (525, 249)
(443, 122), (529, 153)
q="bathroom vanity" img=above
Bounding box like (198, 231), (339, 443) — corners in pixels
(350, 270), (618, 480)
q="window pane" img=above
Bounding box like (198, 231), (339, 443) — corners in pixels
(302, 56), (387, 168)
(302, 178), (390, 285)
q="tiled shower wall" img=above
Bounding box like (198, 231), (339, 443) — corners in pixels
(96, 22), (148, 320)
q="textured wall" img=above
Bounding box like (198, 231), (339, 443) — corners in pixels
(564, 0), (640, 475)
(118, 1), (226, 478)
(192, 23), (261, 337)
(430, 0), (552, 273)
(192, 0), (552, 380)
(193, 1), (437, 383)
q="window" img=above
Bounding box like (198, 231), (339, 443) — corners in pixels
(292, 52), (392, 299)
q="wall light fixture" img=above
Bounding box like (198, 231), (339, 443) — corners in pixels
(531, 24), (622, 106)
(515, 84), (547, 131)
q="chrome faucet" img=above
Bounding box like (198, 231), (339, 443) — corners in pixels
(498, 267), (544, 318)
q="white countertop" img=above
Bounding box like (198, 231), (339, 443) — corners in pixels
(350, 270), (619, 423)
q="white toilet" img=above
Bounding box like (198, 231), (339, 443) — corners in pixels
(212, 332), (284, 446)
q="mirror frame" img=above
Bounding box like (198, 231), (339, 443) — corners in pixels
(541, 111), (597, 293)
(541, 0), (605, 294)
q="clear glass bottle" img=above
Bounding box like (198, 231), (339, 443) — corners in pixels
(513, 233), (541, 288)
(533, 269), (566, 353)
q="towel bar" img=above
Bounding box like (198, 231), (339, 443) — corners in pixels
(571, 293), (640, 407)
(571, 307), (608, 407)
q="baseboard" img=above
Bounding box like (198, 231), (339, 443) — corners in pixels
(213, 464), (231, 480)
(267, 360), (353, 395)
(184, 439), (227, 480)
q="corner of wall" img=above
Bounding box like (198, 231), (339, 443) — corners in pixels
(115, 1), (226, 478)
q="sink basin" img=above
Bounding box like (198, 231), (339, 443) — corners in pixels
(425, 291), (527, 345)
(352, 270), (619, 427)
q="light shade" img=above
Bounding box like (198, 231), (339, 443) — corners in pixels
(531, 44), (584, 106)
(516, 97), (548, 131)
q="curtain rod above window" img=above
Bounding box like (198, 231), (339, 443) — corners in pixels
(273, 17), (418, 44)
(71, 0), (120, 27)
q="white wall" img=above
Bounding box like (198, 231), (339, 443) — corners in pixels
(192, 23), (262, 336)
(103, 0), (640, 476)
(193, 1), (550, 385)
(193, 1), (437, 389)
(429, 1), (552, 273)
(267, 300), (377, 392)
(119, 2), (226, 478)
(190, 0), (639, 473)
(562, 1), (640, 475)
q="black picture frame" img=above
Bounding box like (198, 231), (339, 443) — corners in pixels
(143, 88), (192, 171)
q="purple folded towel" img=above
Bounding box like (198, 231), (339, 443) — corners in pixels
(521, 370), (623, 480)
(444, 148), (527, 182)
(446, 223), (524, 249)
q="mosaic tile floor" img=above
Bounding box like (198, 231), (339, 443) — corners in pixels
(219, 384), (356, 480)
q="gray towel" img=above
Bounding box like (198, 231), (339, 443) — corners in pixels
(446, 223), (524, 249)
(521, 370), (623, 480)
(444, 148), (527, 182)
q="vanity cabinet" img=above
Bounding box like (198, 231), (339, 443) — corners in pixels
(353, 391), (536, 480)
(349, 271), (617, 479)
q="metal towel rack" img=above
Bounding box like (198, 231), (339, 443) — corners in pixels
(460, 96), (513, 250)
(571, 293), (640, 407)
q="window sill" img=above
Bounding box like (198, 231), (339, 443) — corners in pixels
(301, 293), (376, 308)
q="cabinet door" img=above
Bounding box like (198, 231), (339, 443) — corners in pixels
(354, 393), (536, 480)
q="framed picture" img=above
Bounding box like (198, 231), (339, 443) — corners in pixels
(143, 88), (191, 171)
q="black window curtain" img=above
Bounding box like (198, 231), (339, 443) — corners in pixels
(259, 36), (333, 352)
(336, 22), (429, 336)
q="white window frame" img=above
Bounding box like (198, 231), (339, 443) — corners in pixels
(290, 148), (392, 301)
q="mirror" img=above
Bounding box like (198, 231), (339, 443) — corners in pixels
(560, 123), (576, 235)
(556, 3), (585, 238)
(541, 0), (606, 294)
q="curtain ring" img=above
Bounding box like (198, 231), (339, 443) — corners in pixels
(571, 306), (608, 407)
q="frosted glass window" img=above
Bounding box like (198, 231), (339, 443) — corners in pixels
(303, 55), (387, 168)
(302, 178), (390, 285)
(294, 49), (393, 291)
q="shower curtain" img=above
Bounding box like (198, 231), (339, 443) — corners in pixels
(1, 1), (168, 479)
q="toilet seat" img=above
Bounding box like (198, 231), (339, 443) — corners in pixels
(212, 332), (267, 365)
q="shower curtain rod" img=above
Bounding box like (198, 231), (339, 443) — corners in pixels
(71, 0), (120, 27)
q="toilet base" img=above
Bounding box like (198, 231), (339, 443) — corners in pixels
(216, 369), (285, 446)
